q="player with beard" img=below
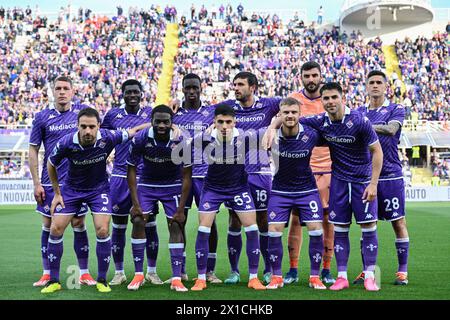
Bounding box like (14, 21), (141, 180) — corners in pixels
(29, 76), (95, 288)
(286, 62), (335, 285)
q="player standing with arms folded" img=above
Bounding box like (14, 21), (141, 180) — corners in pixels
(29, 76), (95, 287)
(354, 70), (409, 286)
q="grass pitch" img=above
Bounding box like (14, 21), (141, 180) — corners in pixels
(0, 202), (449, 300)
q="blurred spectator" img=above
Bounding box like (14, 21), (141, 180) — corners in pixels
(317, 6), (324, 25)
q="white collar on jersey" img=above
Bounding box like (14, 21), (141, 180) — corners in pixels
(364, 99), (390, 112)
(211, 127), (240, 143)
(235, 96), (260, 110)
(277, 123), (304, 140)
(73, 130), (102, 146)
(119, 104), (145, 116)
(179, 100), (207, 113)
(49, 103), (73, 114)
(147, 128), (175, 145)
(324, 106), (351, 123)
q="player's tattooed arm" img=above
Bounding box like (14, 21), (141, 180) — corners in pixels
(372, 122), (400, 136)
(363, 141), (383, 202)
(29, 144), (45, 205)
(173, 166), (192, 223)
(127, 164), (144, 218)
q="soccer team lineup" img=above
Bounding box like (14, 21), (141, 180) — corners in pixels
(27, 63), (413, 296)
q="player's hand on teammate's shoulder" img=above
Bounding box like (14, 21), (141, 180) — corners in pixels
(33, 183), (46, 206)
(171, 124), (181, 140)
(169, 98), (181, 113)
(205, 124), (215, 135)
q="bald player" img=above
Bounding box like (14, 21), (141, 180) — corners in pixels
(286, 62), (335, 285)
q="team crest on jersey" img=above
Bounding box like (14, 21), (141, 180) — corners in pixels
(346, 120), (353, 129)
(329, 210), (336, 219)
(98, 141), (106, 149)
(301, 135), (309, 143)
(269, 211), (276, 220)
(141, 112), (148, 118)
(170, 143), (177, 149)
(201, 110), (210, 117)
(74, 109), (80, 114)
(203, 202), (211, 210)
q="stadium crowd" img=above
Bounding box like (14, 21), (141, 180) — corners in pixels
(0, 4), (449, 127)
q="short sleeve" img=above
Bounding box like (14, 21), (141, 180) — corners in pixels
(101, 110), (115, 129)
(299, 115), (320, 130)
(48, 138), (68, 167)
(389, 105), (406, 126)
(29, 113), (43, 146)
(361, 116), (379, 147)
(107, 129), (129, 145)
(126, 134), (143, 167)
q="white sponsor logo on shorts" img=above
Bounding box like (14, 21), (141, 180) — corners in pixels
(392, 212), (399, 217)
(101, 207), (108, 212)
(365, 213), (374, 219)
(245, 205), (252, 209)
(312, 213), (320, 219)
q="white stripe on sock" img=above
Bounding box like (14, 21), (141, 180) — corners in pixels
(145, 221), (157, 227)
(208, 253), (217, 258)
(169, 243), (184, 249)
(228, 230), (241, 236)
(131, 238), (147, 244)
(112, 223), (127, 229)
(396, 237), (409, 243)
(334, 226), (350, 233)
(198, 226), (211, 233)
(97, 236), (111, 243)
(73, 226), (86, 233)
(42, 225), (50, 232)
(48, 237), (63, 244)
(309, 229), (324, 236)
(260, 232), (268, 237)
(244, 224), (258, 232)
(268, 231), (283, 237)
(361, 226), (377, 232)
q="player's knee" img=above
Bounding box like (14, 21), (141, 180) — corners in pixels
(392, 218), (408, 237)
(50, 224), (65, 237)
(71, 218), (85, 229)
(229, 214), (242, 229)
(132, 215), (145, 228)
(306, 222), (322, 231)
(95, 227), (109, 239)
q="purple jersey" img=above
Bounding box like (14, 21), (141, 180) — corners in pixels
(127, 128), (190, 186)
(29, 104), (89, 186)
(49, 129), (128, 191)
(271, 124), (322, 193)
(173, 103), (214, 178)
(200, 128), (250, 193)
(101, 105), (152, 177)
(300, 107), (379, 183)
(221, 97), (281, 174)
(357, 100), (405, 179)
